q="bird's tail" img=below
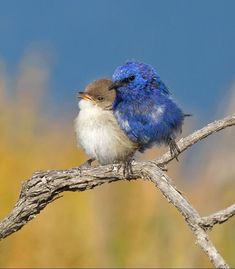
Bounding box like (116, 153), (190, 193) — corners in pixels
(184, 113), (193, 117)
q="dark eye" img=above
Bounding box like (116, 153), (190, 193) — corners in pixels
(120, 75), (135, 84)
(128, 75), (135, 81)
(97, 96), (104, 101)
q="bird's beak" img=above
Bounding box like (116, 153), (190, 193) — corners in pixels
(77, 92), (94, 101)
(108, 81), (125, 91)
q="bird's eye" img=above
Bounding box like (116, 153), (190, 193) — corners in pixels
(97, 96), (104, 101)
(120, 75), (135, 84)
(128, 75), (135, 81)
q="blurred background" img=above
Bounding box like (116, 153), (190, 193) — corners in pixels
(0, 0), (235, 267)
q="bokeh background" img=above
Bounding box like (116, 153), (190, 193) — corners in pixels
(0, 0), (235, 267)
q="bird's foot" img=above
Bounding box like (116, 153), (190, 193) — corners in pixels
(79, 158), (95, 169)
(122, 159), (134, 179)
(115, 158), (134, 179)
(169, 139), (180, 161)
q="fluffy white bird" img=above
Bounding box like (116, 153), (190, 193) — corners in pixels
(75, 79), (137, 167)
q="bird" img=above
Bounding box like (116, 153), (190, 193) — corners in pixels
(108, 60), (188, 161)
(75, 79), (138, 168)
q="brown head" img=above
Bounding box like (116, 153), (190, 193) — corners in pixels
(78, 79), (115, 110)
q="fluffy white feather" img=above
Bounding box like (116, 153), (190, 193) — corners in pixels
(75, 100), (136, 165)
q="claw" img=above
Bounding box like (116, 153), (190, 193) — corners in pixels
(114, 156), (133, 179)
(168, 138), (180, 161)
(123, 160), (133, 178)
(79, 158), (95, 169)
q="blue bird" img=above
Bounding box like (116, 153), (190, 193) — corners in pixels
(109, 60), (188, 165)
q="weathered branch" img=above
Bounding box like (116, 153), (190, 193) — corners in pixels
(137, 162), (229, 268)
(0, 113), (235, 268)
(200, 204), (235, 229)
(156, 114), (235, 165)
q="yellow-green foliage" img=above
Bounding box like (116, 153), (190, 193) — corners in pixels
(0, 53), (234, 268)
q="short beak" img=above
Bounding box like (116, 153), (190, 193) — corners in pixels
(108, 81), (125, 91)
(77, 92), (94, 101)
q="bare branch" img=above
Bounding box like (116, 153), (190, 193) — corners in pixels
(139, 163), (229, 268)
(0, 166), (122, 240)
(0, 113), (235, 268)
(200, 204), (235, 229)
(156, 114), (235, 165)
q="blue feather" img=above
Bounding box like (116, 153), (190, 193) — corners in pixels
(112, 60), (185, 152)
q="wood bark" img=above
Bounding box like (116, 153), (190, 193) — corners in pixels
(0, 114), (235, 268)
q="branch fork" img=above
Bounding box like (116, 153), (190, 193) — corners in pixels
(0, 114), (235, 268)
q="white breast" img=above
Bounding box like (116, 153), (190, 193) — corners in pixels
(75, 100), (136, 165)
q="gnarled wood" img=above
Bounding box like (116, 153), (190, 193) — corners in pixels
(0, 113), (235, 268)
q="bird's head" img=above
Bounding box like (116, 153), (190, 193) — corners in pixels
(109, 60), (159, 96)
(78, 79), (115, 110)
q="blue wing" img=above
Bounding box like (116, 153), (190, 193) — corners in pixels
(114, 92), (184, 149)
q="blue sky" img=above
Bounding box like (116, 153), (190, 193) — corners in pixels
(0, 0), (234, 124)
